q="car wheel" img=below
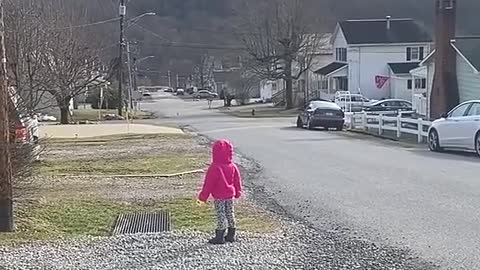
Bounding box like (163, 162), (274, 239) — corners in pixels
(475, 132), (480, 157)
(336, 125), (343, 131)
(296, 117), (303, 128)
(307, 118), (314, 130)
(428, 129), (442, 152)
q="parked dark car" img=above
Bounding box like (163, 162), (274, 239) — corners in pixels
(163, 87), (174, 93)
(186, 87), (195, 95)
(308, 98), (330, 102)
(363, 99), (412, 113)
(297, 101), (345, 131)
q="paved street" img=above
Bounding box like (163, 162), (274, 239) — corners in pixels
(143, 92), (480, 269)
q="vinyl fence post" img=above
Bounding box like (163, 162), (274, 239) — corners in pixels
(397, 112), (402, 138)
(349, 113), (354, 129)
(379, 113), (383, 135)
(417, 118), (423, 144)
(362, 111), (367, 131)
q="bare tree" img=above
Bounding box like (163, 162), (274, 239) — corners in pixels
(229, 70), (260, 105)
(238, 0), (325, 109)
(5, 0), (54, 114)
(193, 53), (215, 88)
(4, 0), (107, 124)
(39, 1), (103, 124)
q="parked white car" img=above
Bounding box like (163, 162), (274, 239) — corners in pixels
(428, 100), (480, 156)
(38, 113), (57, 122)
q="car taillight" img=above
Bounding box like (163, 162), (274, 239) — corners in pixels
(15, 127), (28, 143)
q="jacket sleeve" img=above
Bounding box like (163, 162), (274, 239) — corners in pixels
(233, 165), (243, 199)
(198, 166), (217, 202)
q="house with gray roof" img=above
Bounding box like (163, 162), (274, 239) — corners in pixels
(412, 36), (480, 116)
(314, 17), (433, 100)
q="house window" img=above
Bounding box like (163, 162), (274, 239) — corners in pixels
(338, 77), (348, 90)
(407, 78), (426, 89)
(318, 78), (328, 89)
(336, 48), (347, 62)
(271, 83), (277, 91)
(407, 47), (425, 61)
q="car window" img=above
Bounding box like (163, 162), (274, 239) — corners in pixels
(400, 101), (412, 108)
(466, 103), (480, 116)
(382, 101), (394, 107)
(450, 103), (471, 117)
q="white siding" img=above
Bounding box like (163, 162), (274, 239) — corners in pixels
(390, 75), (411, 101)
(348, 44), (431, 100)
(332, 28), (347, 49)
(457, 55), (480, 102)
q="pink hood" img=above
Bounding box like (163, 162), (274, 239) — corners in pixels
(198, 140), (242, 201)
(212, 140), (233, 164)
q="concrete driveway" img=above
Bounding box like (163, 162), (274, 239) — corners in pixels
(143, 92), (480, 269)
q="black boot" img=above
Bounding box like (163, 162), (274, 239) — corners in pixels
(208, 229), (226, 245)
(225, 228), (236, 243)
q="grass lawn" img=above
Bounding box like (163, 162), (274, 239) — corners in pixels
(40, 154), (208, 176)
(0, 133), (280, 244)
(0, 198), (278, 244)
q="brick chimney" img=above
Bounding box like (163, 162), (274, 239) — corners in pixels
(430, 0), (459, 119)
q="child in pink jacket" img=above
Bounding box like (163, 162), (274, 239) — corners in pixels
(198, 139), (242, 244)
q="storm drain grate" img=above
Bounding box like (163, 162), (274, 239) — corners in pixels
(112, 211), (172, 235)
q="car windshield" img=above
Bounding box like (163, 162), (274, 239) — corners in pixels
(310, 101), (340, 110)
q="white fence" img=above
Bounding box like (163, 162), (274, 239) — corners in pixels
(345, 111), (432, 143)
(412, 94), (427, 116)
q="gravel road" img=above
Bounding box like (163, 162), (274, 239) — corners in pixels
(0, 223), (436, 270)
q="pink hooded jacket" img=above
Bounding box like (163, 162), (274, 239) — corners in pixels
(198, 140), (242, 202)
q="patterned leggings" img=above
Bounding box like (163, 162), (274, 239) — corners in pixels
(214, 199), (236, 230)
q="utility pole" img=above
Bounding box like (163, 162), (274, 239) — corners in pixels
(126, 42), (134, 109)
(176, 74), (179, 88)
(132, 57), (138, 109)
(0, 0), (13, 232)
(167, 71), (171, 88)
(117, 0), (126, 116)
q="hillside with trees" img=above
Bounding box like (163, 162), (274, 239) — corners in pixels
(105, 0), (480, 84)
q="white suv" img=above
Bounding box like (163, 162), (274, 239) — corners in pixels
(428, 100), (480, 156)
(333, 92), (374, 112)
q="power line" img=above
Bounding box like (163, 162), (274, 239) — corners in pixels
(134, 40), (244, 51)
(132, 24), (171, 42)
(47, 17), (120, 30)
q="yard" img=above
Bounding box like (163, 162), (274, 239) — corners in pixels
(1, 133), (279, 244)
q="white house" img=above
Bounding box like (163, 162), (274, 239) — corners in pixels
(411, 36), (480, 117)
(314, 17), (433, 100)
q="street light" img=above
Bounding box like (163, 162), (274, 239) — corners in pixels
(136, 56), (155, 64)
(127, 12), (156, 28)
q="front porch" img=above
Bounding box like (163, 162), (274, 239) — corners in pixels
(312, 62), (349, 99)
